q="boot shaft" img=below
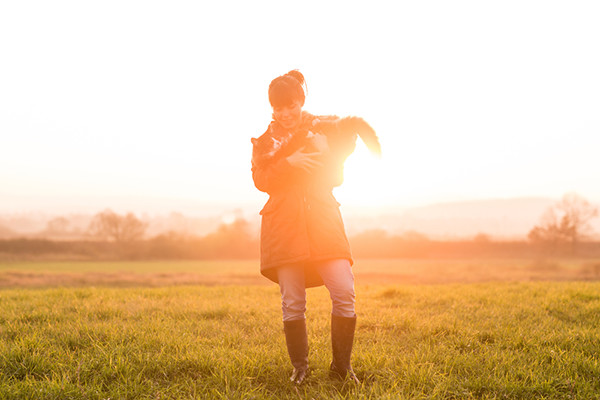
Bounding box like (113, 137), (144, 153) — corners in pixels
(283, 319), (308, 370)
(331, 314), (357, 375)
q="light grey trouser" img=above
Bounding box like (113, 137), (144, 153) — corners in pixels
(277, 258), (356, 322)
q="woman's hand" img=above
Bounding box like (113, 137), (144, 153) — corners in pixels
(286, 147), (323, 173)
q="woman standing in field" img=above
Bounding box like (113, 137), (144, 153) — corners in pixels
(251, 70), (362, 385)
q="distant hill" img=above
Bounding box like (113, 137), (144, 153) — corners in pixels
(341, 197), (600, 239)
(1, 196), (599, 241)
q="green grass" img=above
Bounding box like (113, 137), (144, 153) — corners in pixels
(2, 260), (600, 399)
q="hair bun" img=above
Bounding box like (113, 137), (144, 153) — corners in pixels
(286, 70), (305, 86)
(268, 69), (307, 107)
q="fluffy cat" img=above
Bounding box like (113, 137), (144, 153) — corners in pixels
(312, 115), (381, 157)
(252, 113), (381, 168)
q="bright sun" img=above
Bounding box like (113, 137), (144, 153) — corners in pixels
(334, 140), (386, 211)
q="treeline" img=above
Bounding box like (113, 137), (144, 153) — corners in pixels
(350, 230), (600, 258)
(1, 193), (598, 261)
(0, 219), (258, 260)
(2, 223), (600, 261)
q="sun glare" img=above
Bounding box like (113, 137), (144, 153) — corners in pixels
(334, 140), (385, 211)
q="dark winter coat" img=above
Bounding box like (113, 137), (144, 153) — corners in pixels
(251, 112), (356, 287)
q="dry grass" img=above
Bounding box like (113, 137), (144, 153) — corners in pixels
(0, 271), (268, 289)
(1, 258), (600, 289)
(354, 258), (600, 284)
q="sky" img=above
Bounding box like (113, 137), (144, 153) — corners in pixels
(1, 1), (599, 217)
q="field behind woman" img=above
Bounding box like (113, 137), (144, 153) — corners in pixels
(2, 259), (600, 399)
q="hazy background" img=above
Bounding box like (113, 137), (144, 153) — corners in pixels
(1, 1), (599, 237)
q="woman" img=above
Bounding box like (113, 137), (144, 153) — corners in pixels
(251, 70), (360, 385)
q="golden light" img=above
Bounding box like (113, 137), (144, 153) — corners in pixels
(334, 140), (385, 210)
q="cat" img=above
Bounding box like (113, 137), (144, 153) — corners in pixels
(311, 115), (381, 157)
(252, 112), (381, 168)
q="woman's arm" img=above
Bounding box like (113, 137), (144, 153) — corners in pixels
(252, 147), (323, 193)
(251, 156), (294, 193)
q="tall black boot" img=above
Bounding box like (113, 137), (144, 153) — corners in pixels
(283, 319), (309, 385)
(330, 314), (360, 384)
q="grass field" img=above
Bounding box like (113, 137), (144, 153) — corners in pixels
(1, 259), (600, 399)
(2, 258), (600, 288)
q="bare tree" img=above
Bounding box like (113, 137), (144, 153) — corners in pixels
(528, 193), (598, 254)
(88, 209), (147, 242)
(46, 217), (70, 234)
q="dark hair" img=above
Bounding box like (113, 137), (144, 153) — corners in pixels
(268, 70), (307, 108)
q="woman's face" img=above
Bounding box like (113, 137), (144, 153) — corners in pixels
(272, 100), (303, 131)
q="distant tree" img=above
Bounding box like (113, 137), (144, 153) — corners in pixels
(528, 193), (598, 254)
(473, 233), (491, 243)
(200, 218), (258, 258)
(349, 229), (393, 258)
(0, 224), (16, 239)
(88, 209), (147, 242)
(46, 217), (70, 234)
(401, 230), (430, 242)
